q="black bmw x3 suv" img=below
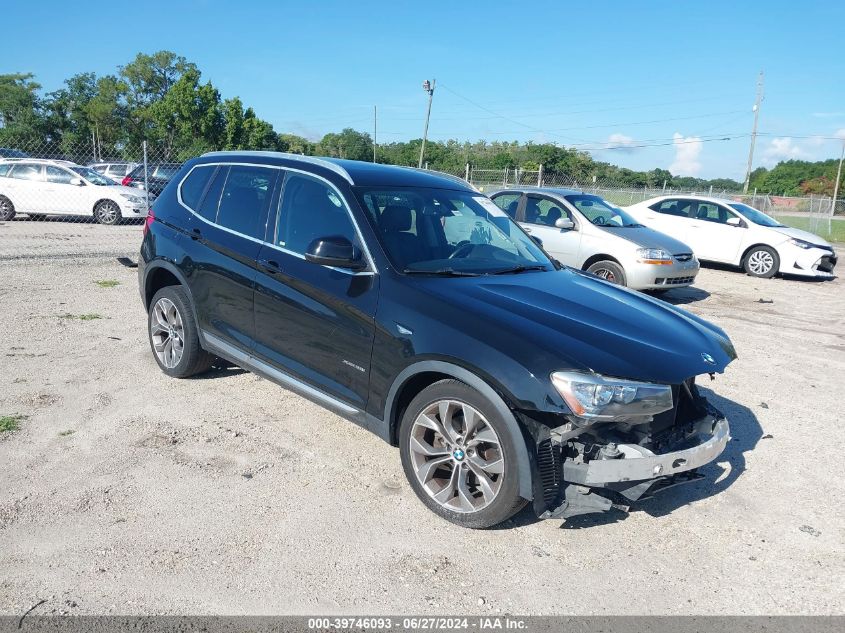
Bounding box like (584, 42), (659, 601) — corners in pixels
(139, 152), (737, 528)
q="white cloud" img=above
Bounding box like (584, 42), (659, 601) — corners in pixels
(669, 133), (703, 176)
(836, 128), (845, 140)
(605, 133), (636, 150)
(761, 137), (808, 165)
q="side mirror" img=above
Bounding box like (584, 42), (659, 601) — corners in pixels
(555, 217), (575, 230)
(726, 217), (742, 227)
(304, 236), (366, 270)
(70, 177), (84, 186)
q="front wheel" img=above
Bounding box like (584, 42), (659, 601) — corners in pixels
(94, 200), (122, 225)
(587, 260), (627, 286)
(743, 246), (779, 278)
(0, 195), (15, 221)
(399, 379), (527, 528)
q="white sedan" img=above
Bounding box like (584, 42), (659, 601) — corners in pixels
(625, 195), (837, 279)
(0, 159), (150, 224)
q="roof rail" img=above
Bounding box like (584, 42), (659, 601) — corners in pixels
(202, 151), (354, 185)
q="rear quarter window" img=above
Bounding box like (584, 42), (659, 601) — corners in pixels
(179, 166), (216, 210)
(0, 164), (11, 177)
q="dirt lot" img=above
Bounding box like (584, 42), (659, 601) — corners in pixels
(1, 221), (843, 616)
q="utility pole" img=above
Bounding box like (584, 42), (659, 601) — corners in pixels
(832, 139), (844, 215)
(373, 105), (377, 163)
(418, 79), (436, 169)
(743, 71), (765, 193)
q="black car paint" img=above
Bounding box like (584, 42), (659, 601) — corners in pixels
(139, 153), (737, 507)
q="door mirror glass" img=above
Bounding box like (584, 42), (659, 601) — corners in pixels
(304, 236), (366, 270)
(555, 217), (575, 230)
(726, 216), (742, 227)
(70, 177), (84, 186)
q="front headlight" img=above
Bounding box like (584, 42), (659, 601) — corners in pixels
(121, 194), (144, 204)
(551, 371), (673, 423)
(636, 248), (673, 265)
(788, 238), (815, 250)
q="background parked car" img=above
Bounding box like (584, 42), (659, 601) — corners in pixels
(489, 188), (699, 290)
(0, 148), (29, 158)
(121, 162), (181, 198)
(0, 159), (149, 224)
(625, 195), (837, 279)
(88, 161), (139, 184)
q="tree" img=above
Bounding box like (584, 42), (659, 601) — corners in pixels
(317, 128), (373, 161)
(0, 73), (44, 145)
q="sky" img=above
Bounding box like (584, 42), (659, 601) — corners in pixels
(5, 0), (845, 180)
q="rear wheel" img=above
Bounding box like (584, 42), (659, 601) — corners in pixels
(0, 195), (15, 221)
(587, 260), (627, 286)
(743, 246), (779, 278)
(148, 286), (214, 378)
(399, 380), (527, 528)
(94, 200), (121, 225)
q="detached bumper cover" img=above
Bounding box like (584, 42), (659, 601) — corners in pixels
(563, 415), (730, 486)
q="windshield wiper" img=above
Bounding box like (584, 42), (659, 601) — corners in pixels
(490, 264), (548, 275)
(403, 267), (481, 277)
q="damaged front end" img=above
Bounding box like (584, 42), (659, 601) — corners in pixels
(524, 377), (730, 521)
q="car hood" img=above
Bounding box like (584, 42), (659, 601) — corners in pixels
(418, 268), (736, 385)
(596, 225), (693, 254)
(102, 184), (148, 197)
(770, 225), (832, 248)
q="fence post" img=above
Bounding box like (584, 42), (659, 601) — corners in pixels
(538, 164), (543, 187)
(503, 168), (508, 186)
(465, 163), (470, 182)
(143, 141), (150, 211)
(662, 179), (667, 193)
(709, 185), (713, 196)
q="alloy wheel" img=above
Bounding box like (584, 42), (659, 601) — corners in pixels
(150, 297), (185, 369)
(97, 201), (119, 224)
(593, 267), (617, 283)
(748, 250), (774, 275)
(408, 399), (504, 513)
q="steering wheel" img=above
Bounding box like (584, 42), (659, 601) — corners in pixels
(449, 242), (476, 259)
(593, 215), (606, 225)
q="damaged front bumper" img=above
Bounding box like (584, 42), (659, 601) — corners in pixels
(540, 412), (730, 520)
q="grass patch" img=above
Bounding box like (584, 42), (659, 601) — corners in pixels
(59, 313), (103, 320)
(0, 414), (26, 433)
(58, 429), (75, 436)
(95, 280), (121, 288)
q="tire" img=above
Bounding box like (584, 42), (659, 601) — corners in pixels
(587, 260), (627, 286)
(0, 195), (15, 221)
(148, 286), (214, 378)
(399, 379), (528, 529)
(743, 245), (779, 278)
(94, 200), (122, 225)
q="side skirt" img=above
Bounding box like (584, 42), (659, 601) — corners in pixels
(200, 330), (389, 441)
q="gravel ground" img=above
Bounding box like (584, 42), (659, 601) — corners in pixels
(0, 222), (843, 616)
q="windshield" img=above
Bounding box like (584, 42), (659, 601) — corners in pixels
(356, 187), (553, 275)
(71, 166), (115, 186)
(564, 194), (640, 227)
(728, 202), (784, 227)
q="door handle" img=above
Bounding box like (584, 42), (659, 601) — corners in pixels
(259, 259), (281, 273)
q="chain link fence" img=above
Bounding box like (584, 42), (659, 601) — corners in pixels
(1, 141), (843, 262)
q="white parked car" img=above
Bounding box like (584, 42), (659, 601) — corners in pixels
(88, 161), (140, 184)
(488, 188), (699, 291)
(625, 195), (837, 279)
(0, 159), (149, 224)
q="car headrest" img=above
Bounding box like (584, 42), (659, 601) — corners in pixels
(381, 205), (413, 232)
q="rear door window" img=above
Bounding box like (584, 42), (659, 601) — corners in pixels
(154, 165), (180, 180)
(45, 165), (74, 184)
(492, 193), (521, 219)
(9, 164), (43, 180)
(215, 165), (277, 239)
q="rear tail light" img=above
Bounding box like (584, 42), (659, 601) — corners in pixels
(121, 175), (133, 186)
(143, 209), (154, 236)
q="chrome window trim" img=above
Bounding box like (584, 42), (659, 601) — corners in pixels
(201, 151), (354, 185)
(176, 161), (377, 275)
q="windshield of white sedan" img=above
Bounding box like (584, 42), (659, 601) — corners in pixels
(728, 202), (785, 227)
(357, 187), (552, 274)
(564, 194), (640, 227)
(71, 166), (114, 186)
